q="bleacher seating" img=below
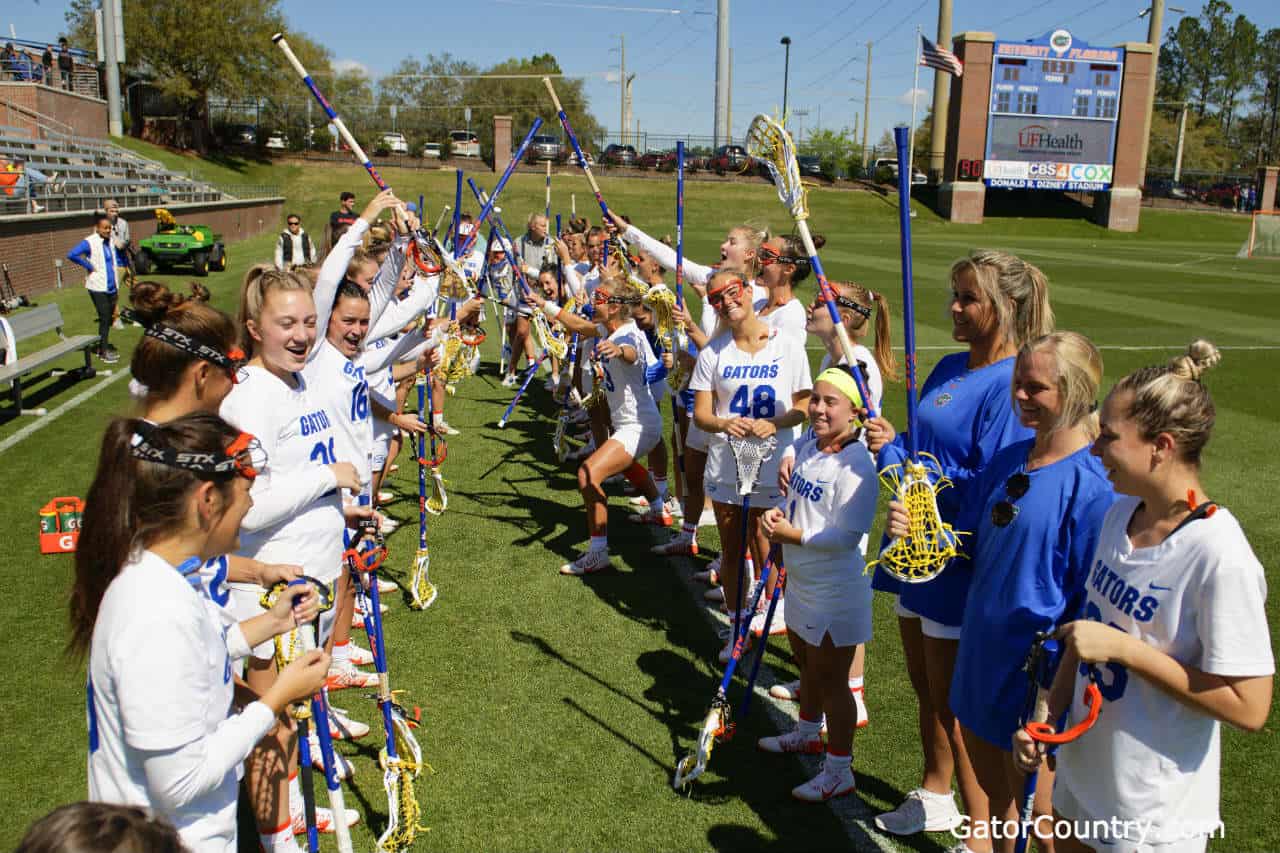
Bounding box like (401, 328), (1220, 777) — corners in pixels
(0, 123), (226, 216)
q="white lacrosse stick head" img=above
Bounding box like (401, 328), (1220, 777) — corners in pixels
(672, 703), (727, 789)
(408, 550), (437, 610)
(727, 434), (778, 497)
(746, 114), (808, 221)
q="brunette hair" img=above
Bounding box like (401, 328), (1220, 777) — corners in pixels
(16, 802), (187, 853)
(129, 282), (236, 399)
(832, 280), (898, 382)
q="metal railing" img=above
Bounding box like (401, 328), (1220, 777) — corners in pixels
(0, 97), (76, 140)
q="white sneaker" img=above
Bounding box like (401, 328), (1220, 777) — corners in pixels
(757, 726), (824, 755)
(664, 497), (683, 519)
(627, 504), (673, 527)
(348, 642), (375, 666)
(291, 799), (360, 833)
(112, 317), (124, 330)
(792, 758), (856, 802)
(327, 705), (370, 740)
(501, 374), (518, 388)
(698, 506), (717, 527)
(377, 490), (394, 503)
(325, 663), (379, 691)
(769, 679), (802, 701)
(874, 788), (963, 835)
(376, 577), (398, 595)
(434, 418), (460, 436)
(559, 549), (611, 576)
(651, 532), (698, 556)
(627, 494), (650, 508)
(377, 515), (400, 534)
(750, 597), (787, 637)
(305, 732), (356, 780)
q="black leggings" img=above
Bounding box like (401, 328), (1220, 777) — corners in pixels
(89, 290), (117, 350)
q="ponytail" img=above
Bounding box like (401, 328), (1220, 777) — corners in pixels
(237, 264), (310, 358)
(833, 281), (899, 382)
(129, 282), (237, 400)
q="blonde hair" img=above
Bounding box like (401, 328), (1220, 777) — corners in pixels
(596, 273), (645, 321)
(1110, 339), (1221, 465)
(951, 250), (1054, 348)
(728, 223), (770, 280)
(346, 248), (379, 283)
(237, 264), (312, 357)
(832, 280), (899, 382)
(365, 223), (394, 256)
(1018, 331), (1103, 438)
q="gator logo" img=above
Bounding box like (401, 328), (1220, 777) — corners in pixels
(934, 392), (953, 407)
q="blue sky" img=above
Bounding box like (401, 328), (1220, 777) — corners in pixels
(7, 0), (1279, 145)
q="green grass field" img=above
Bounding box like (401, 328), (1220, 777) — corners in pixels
(2, 141), (1278, 851)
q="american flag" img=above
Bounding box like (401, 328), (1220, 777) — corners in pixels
(920, 35), (963, 77)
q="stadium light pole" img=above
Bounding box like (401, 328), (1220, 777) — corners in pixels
(781, 36), (792, 123)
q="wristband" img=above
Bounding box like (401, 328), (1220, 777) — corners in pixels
(542, 301), (562, 320)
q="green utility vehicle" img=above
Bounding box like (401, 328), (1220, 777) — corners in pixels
(133, 209), (227, 277)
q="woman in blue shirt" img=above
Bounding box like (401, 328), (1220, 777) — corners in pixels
(887, 331), (1114, 849)
(866, 250), (1053, 843)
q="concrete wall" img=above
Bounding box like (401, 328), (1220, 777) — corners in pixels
(0, 82), (108, 139)
(0, 196), (283, 298)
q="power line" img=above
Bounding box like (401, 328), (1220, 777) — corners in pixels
(870, 0), (930, 46)
(494, 0), (691, 12)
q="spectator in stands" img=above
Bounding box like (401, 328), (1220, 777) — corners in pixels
(274, 212), (318, 270)
(57, 38), (73, 90)
(330, 191), (358, 231)
(1, 44), (18, 81)
(41, 46), (53, 83)
(67, 213), (121, 364)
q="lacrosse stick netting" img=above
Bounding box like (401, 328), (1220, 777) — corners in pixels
(727, 434), (778, 497)
(870, 453), (964, 583)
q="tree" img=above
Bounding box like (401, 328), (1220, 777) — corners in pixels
(1214, 12), (1259, 137)
(800, 127), (861, 179)
(64, 0), (330, 146)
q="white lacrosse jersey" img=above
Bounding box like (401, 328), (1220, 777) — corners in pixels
(689, 328), (812, 496)
(756, 297), (808, 345)
(303, 338), (373, 493)
(87, 551), (244, 851)
(597, 320), (661, 430)
(779, 435), (878, 610)
(1054, 496), (1274, 844)
(220, 366), (344, 583)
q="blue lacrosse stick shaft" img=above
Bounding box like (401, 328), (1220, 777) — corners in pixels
(675, 141), (685, 309)
(417, 379), (427, 551)
(732, 492), (751, 643)
(468, 179), (537, 299)
(310, 691), (344, 809)
(893, 126), (919, 459)
(452, 169), (463, 256)
(545, 81), (610, 220)
(498, 350), (550, 427)
(718, 549), (775, 692)
(740, 545), (786, 717)
(457, 120), (544, 258)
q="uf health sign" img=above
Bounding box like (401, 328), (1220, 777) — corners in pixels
(984, 29), (1124, 191)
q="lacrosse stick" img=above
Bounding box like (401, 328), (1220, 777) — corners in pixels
(745, 114), (876, 415)
(673, 546), (780, 790)
(868, 126), (964, 583)
(554, 332), (583, 461)
(424, 369), (447, 515)
(469, 180), (568, 360)
(260, 578), (340, 853)
(725, 434), (777, 643)
(347, 515), (428, 852)
(543, 77), (611, 220)
(498, 349), (551, 428)
(1015, 639), (1104, 853)
(409, 375), (438, 610)
(740, 541), (788, 719)
(545, 160), (552, 222)
(455, 120), (545, 258)
(431, 205), (451, 240)
(452, 169), (463, 254)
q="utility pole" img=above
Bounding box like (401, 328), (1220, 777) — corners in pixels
(1136, 2), (1184, 187)
(1173, 101), (1188, 183)
(929, 0), (953, 181)
(781, 36), (792, 122)
(619, 34), (627, 147)
(853, 111), (859, 146)
(713, 0), (730, 148)
(861, 41), (872, 168)
(727, 48), (734, 141)
(100, 0), (124, 136)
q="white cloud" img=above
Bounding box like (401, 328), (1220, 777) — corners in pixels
(333, 58), (372, 79)
(896, 87), (928, 106)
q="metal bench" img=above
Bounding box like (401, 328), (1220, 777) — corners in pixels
(0, 303), (99, 415)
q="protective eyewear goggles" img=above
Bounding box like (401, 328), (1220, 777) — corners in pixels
(757, 245), (804, 267)
(130, 423), (265, 480)
(140, 319), (248, 383)
(815, 289), (873, 319)
(707, 278), (746, 307)
(592, 289), (641, 306)
(991, 472), (1030, 528)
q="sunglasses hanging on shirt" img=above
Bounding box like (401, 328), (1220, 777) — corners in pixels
(990, 472), (1030, 528)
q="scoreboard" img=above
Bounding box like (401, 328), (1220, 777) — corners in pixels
(981, 29), (1125, 191)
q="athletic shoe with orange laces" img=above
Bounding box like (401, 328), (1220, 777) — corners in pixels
(325, 663), (379, 691)
(291, 804), (361, 835)
(757, 727), (825, 754)
(347, 642), (375, 667)
(792, 758), (856, 802)
(651, 532), (698, 556)
(628, 504), (673, 527)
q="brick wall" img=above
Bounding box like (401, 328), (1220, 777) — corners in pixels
(0, 197), (284, 297)
(0, 82), (108, 139)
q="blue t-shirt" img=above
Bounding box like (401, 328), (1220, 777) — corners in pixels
(872, 352), (1032, 625)
(949, 440), (1115, 749)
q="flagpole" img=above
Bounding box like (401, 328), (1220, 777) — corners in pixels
(907, 26), (921, 218)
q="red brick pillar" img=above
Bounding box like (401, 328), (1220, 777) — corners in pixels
(493, 115), (513, 175)
(1258, 165), (1279, 212)
(940, 32), (994, 224)
(1091, 41), (1151, 232)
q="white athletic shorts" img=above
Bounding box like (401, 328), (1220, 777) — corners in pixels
(371, 423), (392, 476)
(1053, 780), (1209, 853)
(786, 588), (873, 648)
(894, 598), (962, 641)
(684, 421), (710, 453)
(227, 579), (340, 662)
(610, 420), (662, 460)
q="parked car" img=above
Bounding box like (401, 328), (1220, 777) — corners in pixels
(450, 130), (481, 158)
(264, 132), (289, 151)
(527, 134), (564, 162)
(381, 132), (409, 154)
(796, 155), (824, 179)
(601, 144), (637, 167)
(637, 149), (674, 170)
(709, 145), (752, 175)
(422, 142), (443, 159)
(226, 124), (257, 145)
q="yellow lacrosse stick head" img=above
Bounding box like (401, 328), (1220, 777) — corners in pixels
(644, 283), (677, 337)
(869, 453), (966, 583)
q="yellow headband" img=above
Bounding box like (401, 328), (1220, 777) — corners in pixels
(815, 367), (865, 409)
